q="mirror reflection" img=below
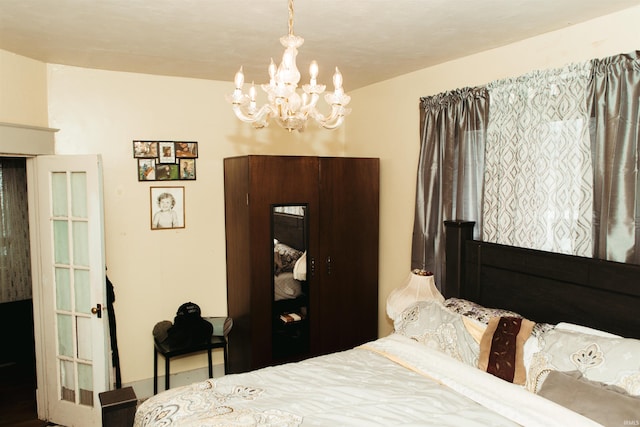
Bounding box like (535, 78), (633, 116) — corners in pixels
(272, 205), (307, 302)
(272, 204), (309, 360)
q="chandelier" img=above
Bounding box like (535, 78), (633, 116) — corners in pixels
(225, 0), (351, 132)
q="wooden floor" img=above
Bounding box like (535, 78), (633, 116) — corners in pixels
(0, 361), (49, 427)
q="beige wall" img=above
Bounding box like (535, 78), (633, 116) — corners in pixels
(1, 4), (638, 388)
(0, 49), (48, 127)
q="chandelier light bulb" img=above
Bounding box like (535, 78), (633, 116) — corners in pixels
(333, 68), (343, 91)
(309, 60), (318, 85)
(226, 0), (351, 132)
(268, 59), (277, 83)
(234, 67), (244, 89)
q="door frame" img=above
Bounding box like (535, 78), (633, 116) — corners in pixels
(0, 122), (56, 420)
(26, 155), (49, 417)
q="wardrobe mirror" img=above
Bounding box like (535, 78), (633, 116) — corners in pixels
(272, 205), (308, 302)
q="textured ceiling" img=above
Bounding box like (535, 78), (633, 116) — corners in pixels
(0, 0), (638, 90)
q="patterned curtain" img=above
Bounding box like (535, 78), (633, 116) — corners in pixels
(412, 87), (488, 289)
(0, 158), (32, 303)
(482, 63), (594, 256)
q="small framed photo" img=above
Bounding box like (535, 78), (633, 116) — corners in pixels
(138, 159), (156, 181)
(175, 142), (198, 158)
(150, 186), (185, 230)
(133, 141), (158, 158)
(158, 142), (176, 163)
(155, 163), (179, 180)
(179, 158), (196, 180)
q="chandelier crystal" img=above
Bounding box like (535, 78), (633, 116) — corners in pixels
(225, 0), (351, 132)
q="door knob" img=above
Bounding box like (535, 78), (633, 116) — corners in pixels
(91, 303), (102, 318)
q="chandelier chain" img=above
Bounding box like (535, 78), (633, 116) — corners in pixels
(288, 0), (294, 36)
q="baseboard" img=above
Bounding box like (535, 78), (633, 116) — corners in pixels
(124, 362), (226, 401)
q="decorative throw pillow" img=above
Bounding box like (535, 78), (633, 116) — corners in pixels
(478, 316), (534, 385)
(274, 243), (303, 275)
(537, 370), (640, 426)
(293, 251), (307, 281)
(554, 322), (620, 338)
(394, 300), (479, 367)
(461, 316), (486, 344)
(444, 298), (554, 337)
(528, 328), (640, 396)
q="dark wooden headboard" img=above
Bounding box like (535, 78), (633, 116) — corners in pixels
(444, 220), (640, 339)
(273, 211), (306, 252)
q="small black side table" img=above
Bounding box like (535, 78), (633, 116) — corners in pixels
(153, 334), (228, 394)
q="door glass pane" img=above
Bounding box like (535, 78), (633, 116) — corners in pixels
(78, 363), (93, 406)
(71, 172), (88, 218)
(76, 316), (92, 360)
(72, 221), (89, 267)
(55, 268), (71, 311)
(53, 220), (70, 264)
(74, 269), (90, 314)
(60, 360), (75, 403)
(51, 172), (68, 217)
(57, 314), (73, 358)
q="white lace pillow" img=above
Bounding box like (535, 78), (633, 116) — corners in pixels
(528, 328), (640, 396)
(394, 300), (479, 367)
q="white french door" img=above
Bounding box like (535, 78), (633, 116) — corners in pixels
(34, 154), (109, 426)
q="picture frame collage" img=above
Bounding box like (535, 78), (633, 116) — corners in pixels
(133, 140), (198, 181)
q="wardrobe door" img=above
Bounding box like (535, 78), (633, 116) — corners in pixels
(225, 155), (319, 373)
(249, 156), (319, 369)
(317, 157), (379, 354)
(224, 156), (252, 374)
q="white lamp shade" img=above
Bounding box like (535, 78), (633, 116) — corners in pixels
(386, 270), (444, 320)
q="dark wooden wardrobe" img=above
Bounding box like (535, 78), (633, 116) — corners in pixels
(224, 155), (379, 373)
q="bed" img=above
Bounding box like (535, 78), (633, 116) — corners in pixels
(134, 221), (640, 427)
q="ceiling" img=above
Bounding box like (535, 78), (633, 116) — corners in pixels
(1, 0), (638, 91)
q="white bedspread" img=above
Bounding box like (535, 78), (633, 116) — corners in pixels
(134, 334), (601, 427)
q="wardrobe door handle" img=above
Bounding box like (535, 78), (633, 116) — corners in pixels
(326, 256), (332, 276)
(310, 257), (316, 277)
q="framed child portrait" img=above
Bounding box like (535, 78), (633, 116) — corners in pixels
(150, 186), (185, 230)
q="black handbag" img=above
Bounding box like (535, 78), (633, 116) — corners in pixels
(157, 302), (213, 348)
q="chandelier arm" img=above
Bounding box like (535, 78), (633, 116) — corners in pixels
(309, 103), (351, 129)
(232, 103), (273, 126)
(318, 115), (346, 130)
(300, 93), (320, 113)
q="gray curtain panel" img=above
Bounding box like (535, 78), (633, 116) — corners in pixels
(590, 51), (640, 263)
(412, 87), (488, 290)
